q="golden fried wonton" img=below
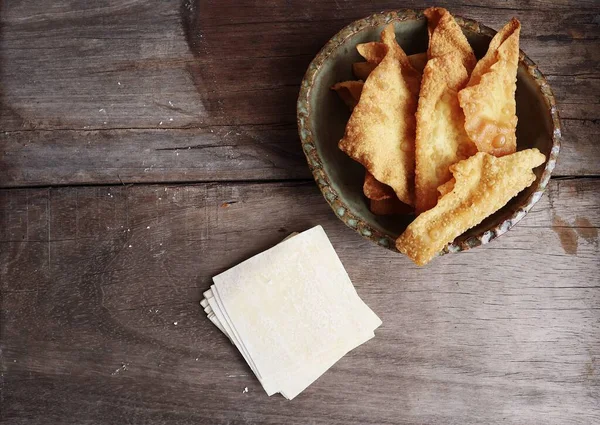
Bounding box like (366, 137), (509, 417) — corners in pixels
(330, 79), (404, 205)
(331, 81), (364, 111)
(356, 42), (388, 64)
(407, 52), (428, 74)
(339, 24), (420, 206)
(353, 62), (378, 81)
(437, 178), (455, 198)
(352, 49), (427, 204)
(396, 148), (546, 265)
(363, 171), (395, 200)
(414, 7), (478, 213)
(356, 35), (421, 96)
(354, 52), (428, 80)
(350, 49), (427, 205)
(370, 198), (414, 215)
(458, 18), (521, 157)
(364, 172), (414, 215)
(425, 7), (477, 73)
(353, 42), (386, 80)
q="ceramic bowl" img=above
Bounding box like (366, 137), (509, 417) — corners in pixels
(297, 9), (560, 255)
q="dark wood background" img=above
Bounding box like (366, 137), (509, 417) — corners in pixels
(1, 1), (598, 424)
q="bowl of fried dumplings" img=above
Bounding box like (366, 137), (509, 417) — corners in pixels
(297, 7), (560, 266)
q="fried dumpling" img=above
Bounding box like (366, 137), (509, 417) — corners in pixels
(370, 198), (414, 216)
(397, 149), (546, 265)
(331, 81), (364, 111)
(353, 52), (428, 80)
(458, 19), (521, 157)
(414, 7), (478, 214)
(339, 23), (420, 206)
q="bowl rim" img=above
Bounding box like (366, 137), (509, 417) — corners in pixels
(297, 9), (561, 254)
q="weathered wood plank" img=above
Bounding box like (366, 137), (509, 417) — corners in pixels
(0, 114), (597, 188)
(0, 124), (309, 187)
(1, 1), (598, 424)
(2, 3), (598, 123)
(2, 1), (597, 132)
(1, 1), (597, 188)
(547, 75), (600, 121)
(556, 119), (600, 177)
(0, 56), (595, 132)
(1, 1), (598, 187)
(185, 0), (600, 22)
(1, 178), (599, 424)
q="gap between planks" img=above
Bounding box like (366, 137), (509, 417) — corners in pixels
(0, 115), (594, 134)
(0, 175), (598, 192)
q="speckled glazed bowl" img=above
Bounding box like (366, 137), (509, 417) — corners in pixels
(297, 10), (560, 255)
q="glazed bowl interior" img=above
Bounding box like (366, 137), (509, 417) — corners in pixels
(302, 12), (558, 251)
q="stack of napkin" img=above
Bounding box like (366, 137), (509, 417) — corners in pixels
(200, 225), (382, 400)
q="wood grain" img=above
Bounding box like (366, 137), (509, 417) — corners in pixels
(1, 114), (597, 187)
(1, 1), (599, 423)
(0, 125), (309, 187)
(1, 179), (599, 424)
(1, 0), (598, 186)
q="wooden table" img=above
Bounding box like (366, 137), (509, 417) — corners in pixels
(1, 1), (598, 423)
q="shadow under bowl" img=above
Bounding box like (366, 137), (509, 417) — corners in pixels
(297, 9), (561, 254)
